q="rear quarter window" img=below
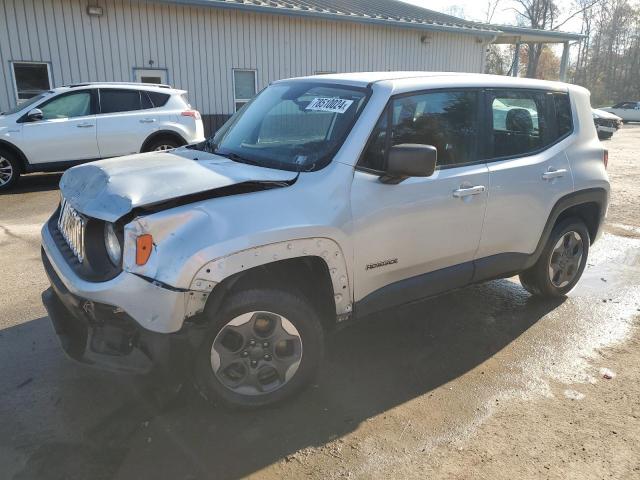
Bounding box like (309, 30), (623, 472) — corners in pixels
(553, 93), (573, 138)
(146, 91), (170, 108)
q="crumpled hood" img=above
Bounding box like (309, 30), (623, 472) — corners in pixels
(60, 147), (298, 222)
(592, 108), (622, 121)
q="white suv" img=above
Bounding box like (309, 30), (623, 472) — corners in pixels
(0, 82), (205, 190)
(41, 73), (609, 408)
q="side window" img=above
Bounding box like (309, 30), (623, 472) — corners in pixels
(489, 91), (547, 158)
(100, 89), (142, 114)
(360, 107), (389, 171)
(553, 93), (573, 138)
(360, 90), (479, 170)
(40, 91), (92, 120)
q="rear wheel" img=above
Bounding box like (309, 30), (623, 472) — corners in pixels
(519, 218), (590, 298)
(143, 136), (184, 152)
(194, 288), (324, 409)
(0, 149), (20, 191)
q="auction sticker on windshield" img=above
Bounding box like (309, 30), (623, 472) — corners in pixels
(306, 97), (354, 113)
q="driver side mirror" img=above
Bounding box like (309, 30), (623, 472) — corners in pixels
(383, 144), (437, 183)
(27, 108), (43, 122)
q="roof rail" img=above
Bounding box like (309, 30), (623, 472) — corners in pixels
(64, 82), (172, 89)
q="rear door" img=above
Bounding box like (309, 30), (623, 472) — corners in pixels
(351, 89), (489, 309)
(475, 89), (574, 269)
(20, 89), (100, 164)
(96, 89), (160, 157)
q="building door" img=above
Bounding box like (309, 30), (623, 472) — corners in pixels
(134, 68), (168, 85)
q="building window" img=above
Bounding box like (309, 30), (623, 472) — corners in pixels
(233, 69), (256, 111)
(133, 68), (168, 85)
(11, 62), (52, 103)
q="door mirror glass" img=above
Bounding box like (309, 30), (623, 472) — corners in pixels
(26, 108), (43, 121)
(386, 144), (437, 179)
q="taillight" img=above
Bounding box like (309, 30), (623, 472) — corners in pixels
(181, 110), (201, 120)
(603, 149), (608, 169)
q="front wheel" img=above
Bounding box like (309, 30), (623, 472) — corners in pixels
(0, 149), (20, 191)
(519, 218), (590, 298)
(194, 288), (324, 409)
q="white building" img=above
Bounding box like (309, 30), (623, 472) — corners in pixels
(0, 0), (582, 134)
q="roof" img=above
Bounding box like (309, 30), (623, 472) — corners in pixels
(158, 0), (584, 42)
(278, 71), (575, 90)
(161, 0), (500, 36)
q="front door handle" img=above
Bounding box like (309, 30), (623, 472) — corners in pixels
(76, 123), (94, 128)
(139, 118), (156, 123)
(542, 168), (567, 180)
(453, 185), (486, 198)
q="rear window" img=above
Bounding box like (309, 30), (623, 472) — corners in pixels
(100, 89), (141, 113)
(488, 91), (547, 158)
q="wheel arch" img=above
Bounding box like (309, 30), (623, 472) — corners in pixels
(140, 130), (187, 152)
(185, 238), (352, 330)
(528, 187), (608, 269)
(0, 139), (28, 172)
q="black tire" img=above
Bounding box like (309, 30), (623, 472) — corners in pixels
(519, 217), (590, 298)
(0, 148), (21, 191)
(194, 288), (324, 409)
(142, 136), (184, 152)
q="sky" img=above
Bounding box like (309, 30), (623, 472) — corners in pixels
(400, 0), (584, 32)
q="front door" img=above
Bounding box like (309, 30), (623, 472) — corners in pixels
(351, 90), (488, 314)
(21, 90), (100, 164)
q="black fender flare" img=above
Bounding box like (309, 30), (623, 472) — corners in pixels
(473, 187), (609, 282)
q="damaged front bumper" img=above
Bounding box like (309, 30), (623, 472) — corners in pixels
(41, 221), (196, 334)
(41, 219), (207, 374)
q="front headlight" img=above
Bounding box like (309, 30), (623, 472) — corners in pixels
(104, 223), (122, 266)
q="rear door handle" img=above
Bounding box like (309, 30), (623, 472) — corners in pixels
(542, 168), (567, 180)
(139, 118), (156, 123)
(453, 185), (486, 198)
(76, 123), (94, 128)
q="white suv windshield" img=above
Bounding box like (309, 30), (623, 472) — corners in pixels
(1, 93), (49, 115)
(198, 82), (368, 171)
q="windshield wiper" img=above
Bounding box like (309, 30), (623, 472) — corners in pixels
(214, 150), (263, 167)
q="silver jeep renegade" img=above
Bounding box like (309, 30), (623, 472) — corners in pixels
(41, 72), (609, 408)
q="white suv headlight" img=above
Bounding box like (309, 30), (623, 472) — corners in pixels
(104, 223), (122, 266)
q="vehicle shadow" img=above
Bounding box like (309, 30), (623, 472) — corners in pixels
(5, 279), (563, 480)
(0, 172), (61, 195)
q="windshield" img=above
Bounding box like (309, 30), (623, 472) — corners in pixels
(195, 82), (369, 171)
(0, 93), (49, 116)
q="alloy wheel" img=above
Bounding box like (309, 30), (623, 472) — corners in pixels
(211, 311), (303, 396)
(548, 231), (584, 288)
(153, 144), (175, 151)
(0, 157), (13, 187)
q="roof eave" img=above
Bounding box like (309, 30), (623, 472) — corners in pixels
(153, 0), (501, 37)
(492, 25), (586, 43)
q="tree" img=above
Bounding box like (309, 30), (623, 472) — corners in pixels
(512, 0), (602, 77)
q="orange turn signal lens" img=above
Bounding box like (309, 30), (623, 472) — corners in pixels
(136, 234), (153, 265)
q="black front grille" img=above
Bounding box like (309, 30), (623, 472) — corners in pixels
(48, 208), (123, 283)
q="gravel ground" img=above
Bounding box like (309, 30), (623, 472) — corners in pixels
(0, 126), (638, 480)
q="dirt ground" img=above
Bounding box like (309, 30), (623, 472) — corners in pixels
(0, 126), (639, 480)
